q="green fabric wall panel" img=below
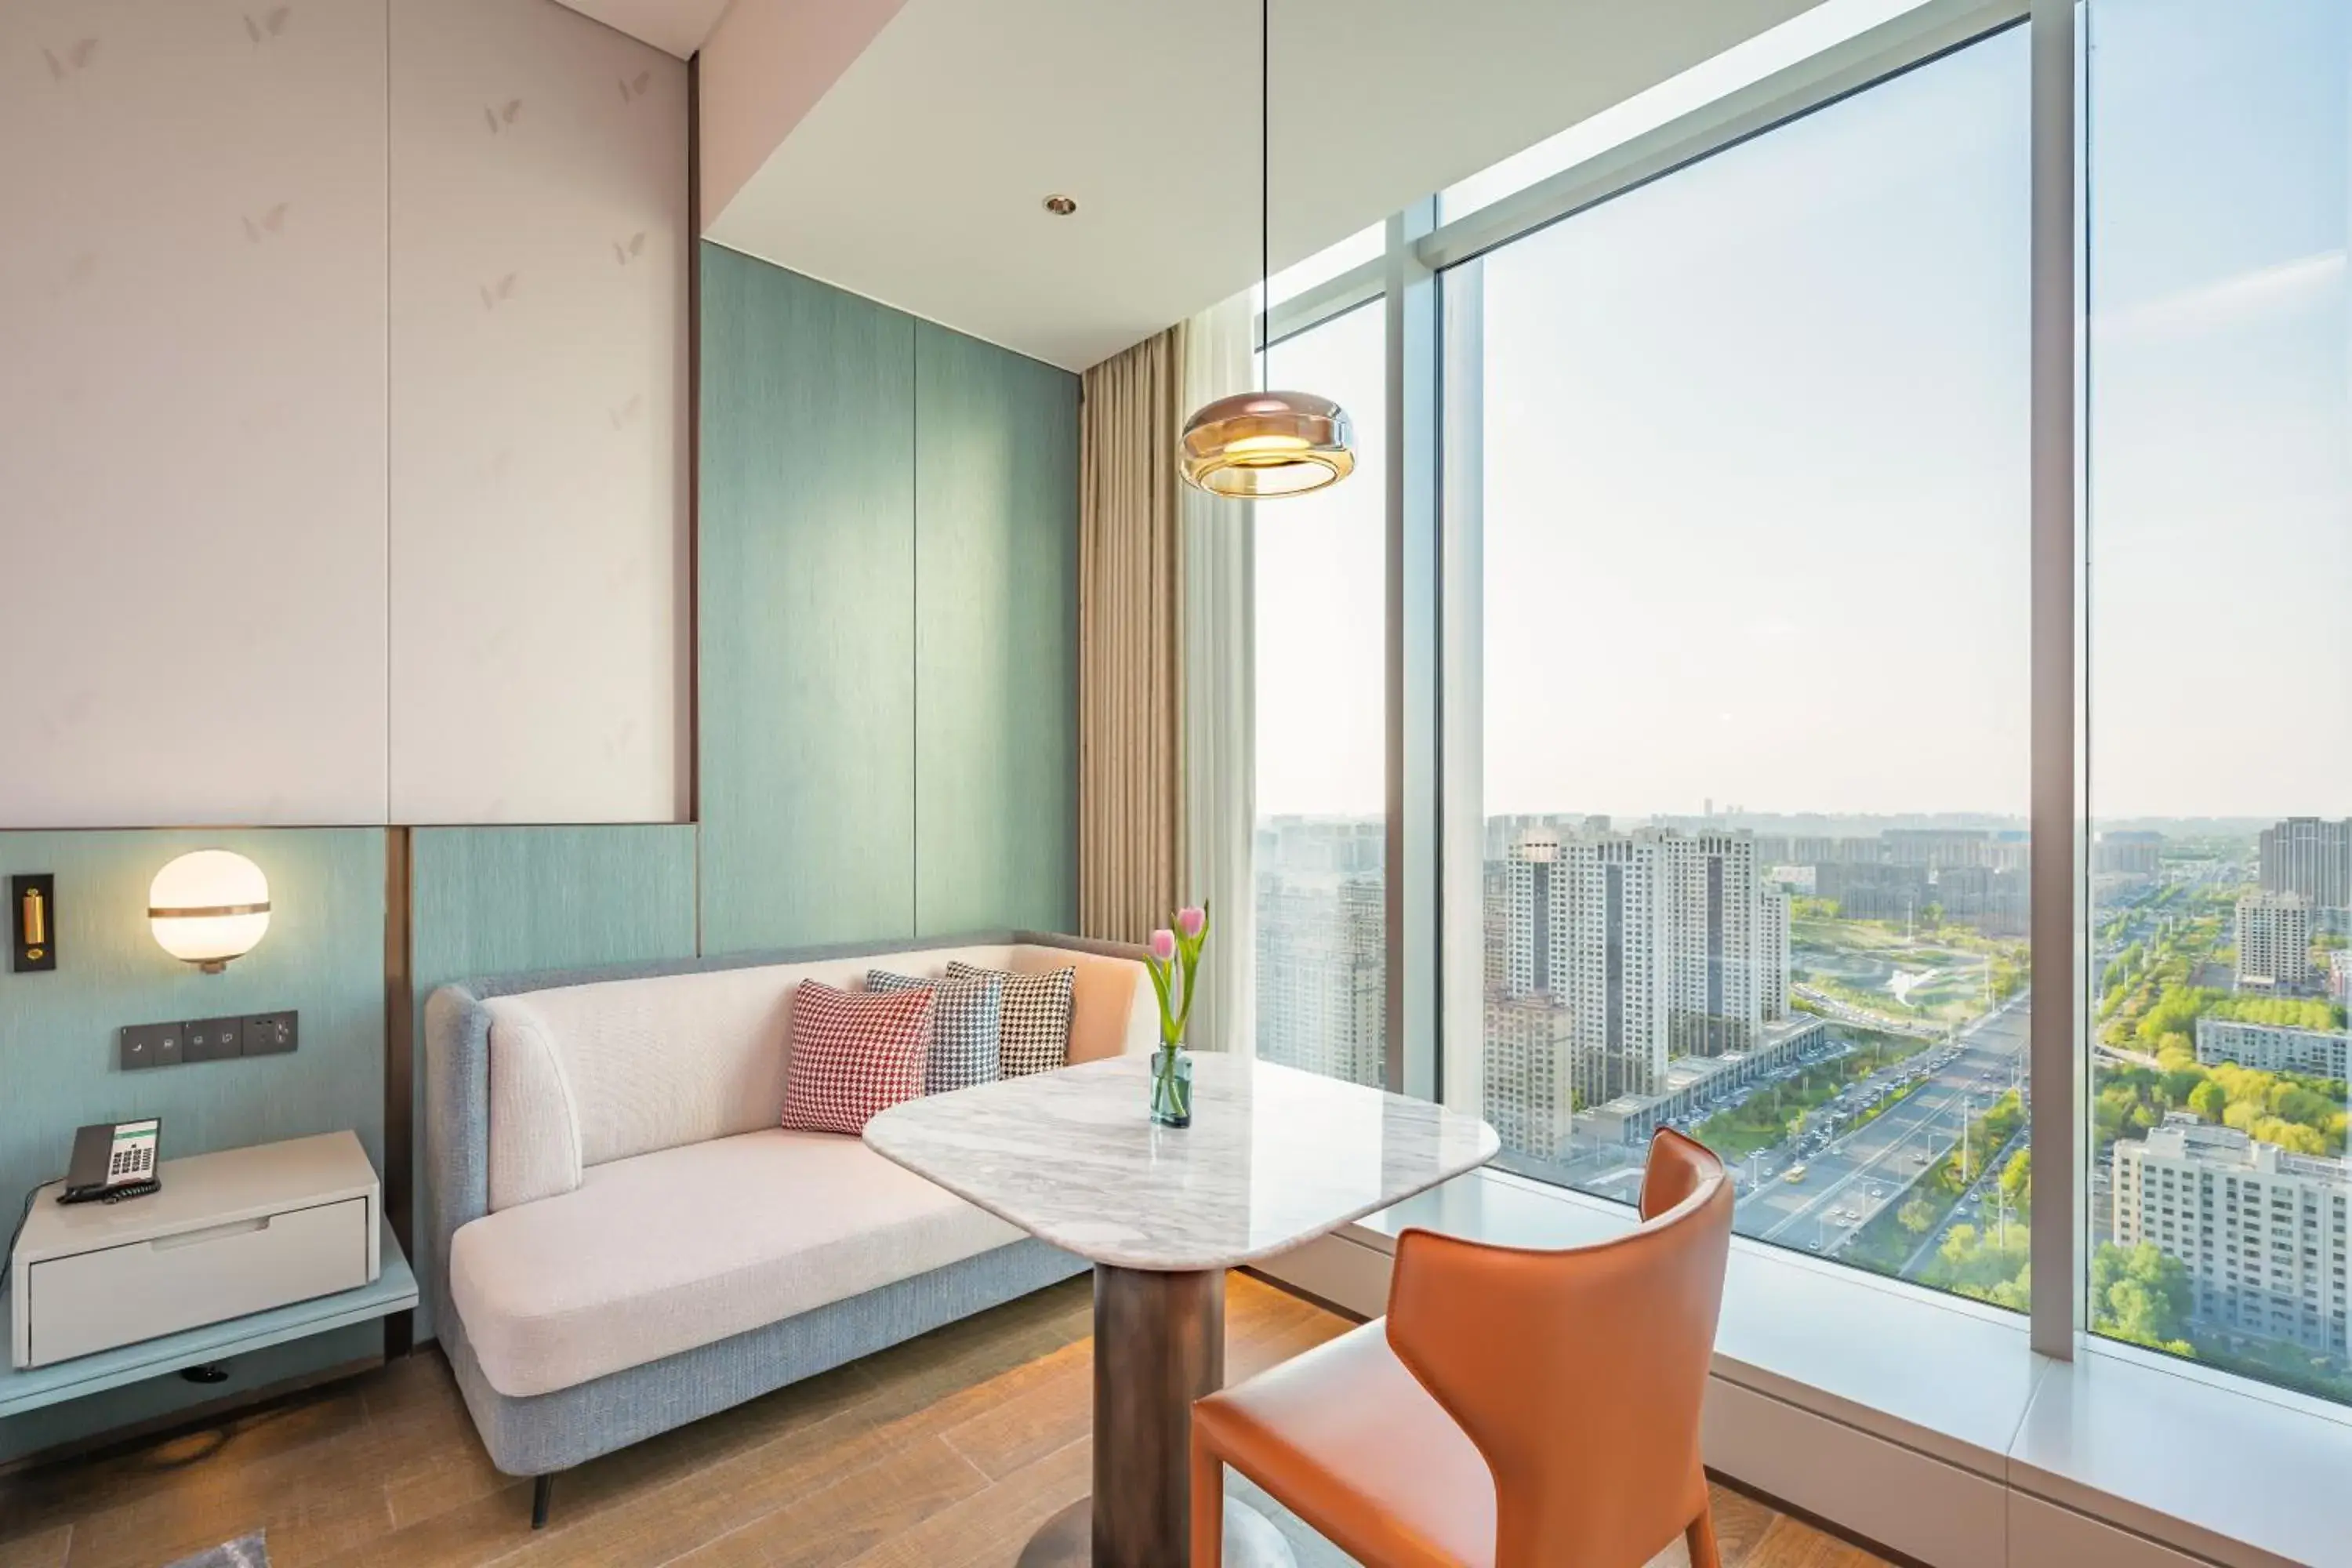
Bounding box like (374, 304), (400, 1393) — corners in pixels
(0, 827), (387, 1460)
(698, 243), (918, 953)
(913, 322), (1080, 935)
(407, 822), (699, 1340)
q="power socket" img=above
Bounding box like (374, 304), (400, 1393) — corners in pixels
(244, 1011), (297, 1055)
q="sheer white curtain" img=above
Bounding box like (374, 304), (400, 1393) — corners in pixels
(1179, 289), (1258, 1056)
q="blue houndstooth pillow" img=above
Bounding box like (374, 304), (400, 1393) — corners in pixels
(869, 967), (1004, 1094)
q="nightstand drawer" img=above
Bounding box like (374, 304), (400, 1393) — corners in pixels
(24, 1197), (371, 1368)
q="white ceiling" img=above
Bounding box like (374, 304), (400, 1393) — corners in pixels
(551, 0), (729, 58)
(575, 0), (1828, 371)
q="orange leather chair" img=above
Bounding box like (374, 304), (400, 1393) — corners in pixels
(1191, 1130), (1735, 1568)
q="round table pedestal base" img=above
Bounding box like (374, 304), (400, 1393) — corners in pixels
(1015, 1495), (1298, 1568)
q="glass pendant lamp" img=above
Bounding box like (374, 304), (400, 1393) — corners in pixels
(1178, 0), (1355, 499)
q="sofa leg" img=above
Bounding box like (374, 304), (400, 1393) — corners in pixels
(531, 1472), (554, 1530)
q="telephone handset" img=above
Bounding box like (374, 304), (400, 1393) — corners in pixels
(60, 1118), (162, 1204)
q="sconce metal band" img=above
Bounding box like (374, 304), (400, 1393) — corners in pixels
(147, 902), (272, 919)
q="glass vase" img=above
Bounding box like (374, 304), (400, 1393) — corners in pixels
(1149, 1043), (1193, 1128)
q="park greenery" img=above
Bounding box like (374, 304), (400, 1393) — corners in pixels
(2089, 891), (2347, 1158)
(2096, 1058), (2347, 1159)
(1790, 907), (2028, 1027)
(1764, 869), (2352, 1403)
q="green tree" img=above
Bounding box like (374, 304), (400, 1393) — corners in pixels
(1899, 1196), (1940, 1235)
(2187, 1079), (2227, 1122)
(1998, 1147), (2031, 1208)
(1931, 1221), (2031, 1305)
(2089, 1243), (2194, 1353)
(2159, 1065), (2204, 1106)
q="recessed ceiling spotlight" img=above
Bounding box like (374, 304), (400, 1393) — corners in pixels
(1043, 194), (1077, 216)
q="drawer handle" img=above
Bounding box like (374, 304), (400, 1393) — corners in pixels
(151, 1216), (271, 1251)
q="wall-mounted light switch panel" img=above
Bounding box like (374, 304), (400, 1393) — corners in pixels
(183, 1016), (244, 1062)
(120, 1022), (181, 1071)
(120, 1011), (296, 1070)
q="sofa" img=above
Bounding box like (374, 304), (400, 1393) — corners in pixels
(423, 931), (1154, 1522)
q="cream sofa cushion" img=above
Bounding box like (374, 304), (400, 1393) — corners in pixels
(450, 1127), (1022, 1398)
(483, 942), (1152, 1211)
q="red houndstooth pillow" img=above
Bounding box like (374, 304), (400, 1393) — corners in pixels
(780, 980), (935, 1134)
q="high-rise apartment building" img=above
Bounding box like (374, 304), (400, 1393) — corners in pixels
(1483, 995), (1577, 1161)
(1759, 887), (1791, 1022)
(1660, 833), (1762, 1056)
(2094, 830), (2166, 877)
(1883, 829), (1991, 869)
(1487, 824), (1796, 1134)
(2235, 892), (2314, 994)
(1815, 862), (1931, 923)
(2113, 1116), (2349, 1355)
(1254, 820), (1386, 1087)
(1929, 865), (2031, 938)
(2259, 817), (2352, 910)
(1557, 833), (1671, 1105)
(1490, 828), (1671, 1108)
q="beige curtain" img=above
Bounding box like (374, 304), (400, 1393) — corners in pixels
(1077, 328), (1185, 944)
(1179, 292), (1258, 1053)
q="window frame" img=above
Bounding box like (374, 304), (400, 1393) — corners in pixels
(1247, 0), (2287, 1386)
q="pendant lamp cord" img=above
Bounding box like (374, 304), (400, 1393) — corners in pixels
(1260, 0), (1270, 389)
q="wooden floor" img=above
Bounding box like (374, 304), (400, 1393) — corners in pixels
(0, 1275), (1886, 1568)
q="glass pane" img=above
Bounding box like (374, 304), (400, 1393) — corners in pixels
(1254, 303), (1388, 1086)
(1268, 223), (1384, 307)
(1439, 0), (1940, 223)
(2086, 0), (2350, 1402)
(1467, 28), (2032, 1305)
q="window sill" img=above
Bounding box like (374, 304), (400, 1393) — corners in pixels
(1271, 1166), (2352, 1568)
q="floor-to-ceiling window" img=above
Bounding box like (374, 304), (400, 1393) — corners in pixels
(1232, 0), (2352, 1432)
(1252, 303), (1390, 1086)
(2085, 0), (2351, 1399)
(1452, 25), (2035, 1304)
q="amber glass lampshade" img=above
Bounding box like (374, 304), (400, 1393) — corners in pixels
(1178, 390), (1355, 499)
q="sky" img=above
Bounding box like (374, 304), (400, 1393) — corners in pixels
(1254, 0), (2348, 826)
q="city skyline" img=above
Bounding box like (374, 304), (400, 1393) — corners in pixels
(1254, 804), (2350, 1397)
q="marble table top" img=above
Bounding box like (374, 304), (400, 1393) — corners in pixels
(863, 1052), (1499, 1271)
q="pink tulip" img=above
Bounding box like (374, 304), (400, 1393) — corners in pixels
(1149, 928), (1178, 963)
(1175, 906), (1207, 939)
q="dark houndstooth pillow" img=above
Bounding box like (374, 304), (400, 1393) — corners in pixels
(947, 960), (1074, 1076)
(868, 967), (1004, 1094)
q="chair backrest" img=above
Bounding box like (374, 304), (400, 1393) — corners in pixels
(1384, 1130), (1733, 1568)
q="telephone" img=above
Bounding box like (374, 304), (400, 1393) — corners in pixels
(60, 1118), (162, 1204)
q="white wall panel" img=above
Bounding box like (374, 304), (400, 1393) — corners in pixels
(1703, 1378), (2009, 1568)
(389, 0), (688, 824)
(2007, 1494), (2216, 1568)
(0, 0), (686, 829)
(0, 0), (391, 827)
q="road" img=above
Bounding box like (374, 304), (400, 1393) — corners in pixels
(1732, 994), (2031, 1260)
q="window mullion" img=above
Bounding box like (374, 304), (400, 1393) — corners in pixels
(1387, 198), (1439, 1101)
(2027, 0), (2082, 1363)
